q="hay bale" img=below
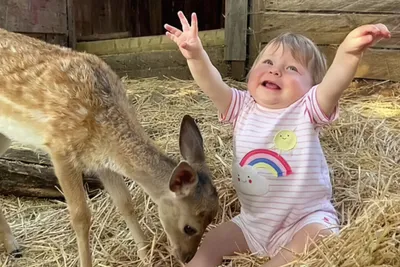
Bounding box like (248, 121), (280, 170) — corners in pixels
(0, 77), (399, 267)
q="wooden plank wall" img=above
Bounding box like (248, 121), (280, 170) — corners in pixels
(249, 0), (400, 82)
(0, 0), (68, 46)
(74, 0), (225, 41)
(66, 0), (76, 49)
(224, 0), (248, 80)
(132, 0), (225, 37)
(74, 0), (132, 41)
(77, 29), (228, 80)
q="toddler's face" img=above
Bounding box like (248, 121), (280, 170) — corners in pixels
(247, 44), (314, 109)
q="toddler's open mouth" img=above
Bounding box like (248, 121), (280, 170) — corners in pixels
(262, 81), (281, 90)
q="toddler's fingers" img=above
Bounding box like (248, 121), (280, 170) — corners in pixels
(354, 34), (374, 48)
(354, 24), (381, 37)
(375, 23), (391, 37)
(178, 11), (190, 32)
(191, 13), (198, 36)
(353, 24), (391, 40)
(164, 24), (182, 37)
(166, 32), (178, 43)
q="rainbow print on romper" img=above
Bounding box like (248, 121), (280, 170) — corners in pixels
(239, 149), (293, 177)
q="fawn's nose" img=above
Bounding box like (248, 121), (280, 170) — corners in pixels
(174, 248), (195, 263)
(182, 251), (195, 263)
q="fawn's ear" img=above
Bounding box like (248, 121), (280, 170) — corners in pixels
(169, 161), (198, 197)
(179, 115), (205, 164)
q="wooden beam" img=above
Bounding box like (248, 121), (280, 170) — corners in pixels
(3, 147), (52, 165)
(263, 0), (400, 13)
(77, 29), (224, 56)
(231, 61), (247, 81)
(248, 0), (263, 65)
(66, 0), (76, 49)
(0, 147), (103, 199)
(257, 12), (400, 49)
(320, 46), (400, 82)
(77, 31), (132, 42)
(224, 0), (248, 61)
(101, 46), (228, 79)
(224, 0), (248, 80)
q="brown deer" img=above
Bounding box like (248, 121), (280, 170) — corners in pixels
(0, 28), (219, 266)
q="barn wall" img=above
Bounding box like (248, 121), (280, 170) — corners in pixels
(131, 0), (225, 37)
(74, 0), (132, 40)
(0, 0), (69, 46)
(249, 0), (400, 81)
(74, 0), (225, 41)
(77, 29), (229, 79)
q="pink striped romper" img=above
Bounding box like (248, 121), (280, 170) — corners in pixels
(219, 85), (340, 257)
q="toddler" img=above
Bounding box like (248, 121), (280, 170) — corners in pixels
(165, 11), (391, 267)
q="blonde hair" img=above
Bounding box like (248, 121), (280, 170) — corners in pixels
(249, 32), (327, 85)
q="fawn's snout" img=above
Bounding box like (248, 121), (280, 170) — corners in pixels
(173, 247), (196, 263)
(166, 223), (204, 263)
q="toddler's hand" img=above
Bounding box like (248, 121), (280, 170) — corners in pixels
(164, 11), (204, 60)
(340, 23), (391, 55)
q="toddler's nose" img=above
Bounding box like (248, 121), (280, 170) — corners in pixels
(269, 68), (281, 76)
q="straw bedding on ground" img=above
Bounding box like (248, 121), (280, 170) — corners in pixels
(0, 77), (399, 267)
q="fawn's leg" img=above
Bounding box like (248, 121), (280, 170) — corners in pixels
(51, 155), (92, 267)
(97, 169), (148, 262)
(0, 209), (20, 257)
(0, 134), (20, 256)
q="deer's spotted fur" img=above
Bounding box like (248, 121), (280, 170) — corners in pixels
(0, 28), (219, 266)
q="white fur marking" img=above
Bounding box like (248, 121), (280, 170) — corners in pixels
(77, 106), (88, 116)
(0, 117), (45, 147)
(104, 158), (123, 174)
(31, 110), (50, 123)
(0, 96), (47, 147)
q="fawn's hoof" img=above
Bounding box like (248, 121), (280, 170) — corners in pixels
(137, 245), (149, 264)
(5, 238), (21, 258)
(10, 249), (22, 258)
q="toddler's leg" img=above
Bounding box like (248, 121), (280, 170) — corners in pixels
(261, 223), (332, 267)
(186, 221), (249, 267)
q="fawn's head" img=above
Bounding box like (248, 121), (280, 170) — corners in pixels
(157, 115), (219, 263)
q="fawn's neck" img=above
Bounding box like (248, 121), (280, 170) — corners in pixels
(102, 99), (178, 204)
(132, 147), (177, 203)
(112, 129), (177, 204)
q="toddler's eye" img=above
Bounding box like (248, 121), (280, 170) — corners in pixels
(263, 59), (273, 65)
(287, 66), (298, 72)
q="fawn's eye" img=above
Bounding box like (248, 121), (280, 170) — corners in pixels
(184, 225), (197, 236)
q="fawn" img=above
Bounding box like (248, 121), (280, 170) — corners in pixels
(0, 28), (219, 266)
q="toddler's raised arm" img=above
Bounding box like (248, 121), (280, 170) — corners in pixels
(165, 11), (232, 115)
(316, 23), (391, 117)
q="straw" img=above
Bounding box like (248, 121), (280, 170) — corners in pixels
(0, 77), (399, 266)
